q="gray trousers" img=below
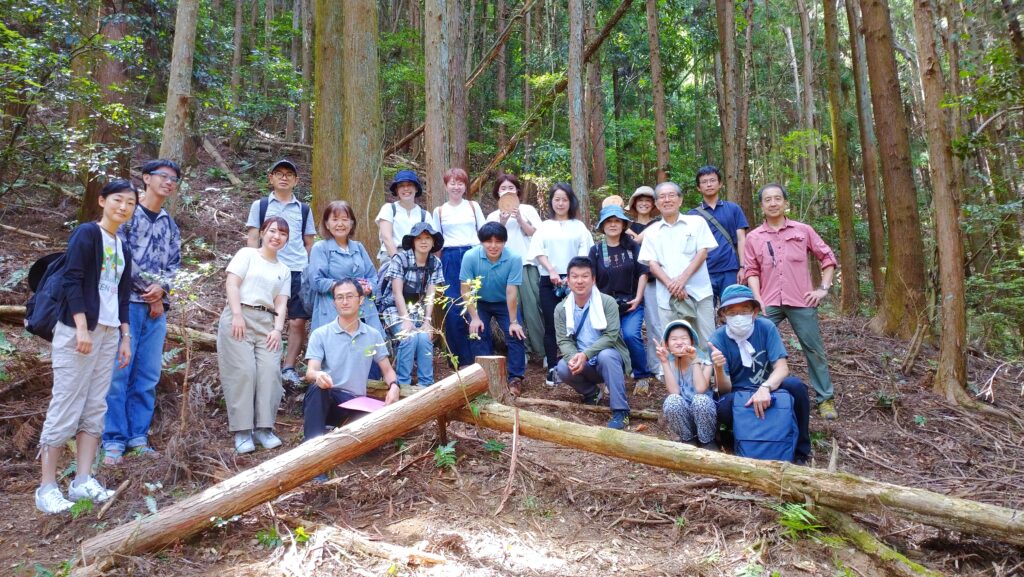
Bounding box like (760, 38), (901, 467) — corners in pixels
(642, 282), (662, 375)
(519, 265), (545, 359)
(660, 294), (715, 347)
(764, 306), (834, 403)
(217, 307), (283, 432)
(40, 323), (120, 448)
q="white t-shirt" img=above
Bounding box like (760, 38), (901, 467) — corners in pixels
(486, 204), (542, 267)
(97, 228), (125, 327)
(226, 247), (292, 309)
(526, 219), (594, 274)
(375, 201), (430, 260)
(637, 213), (718, 307)
(432, 199), (485, 247)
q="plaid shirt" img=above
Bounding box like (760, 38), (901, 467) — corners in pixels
(379, 250), (444, 330)
(118, 205), (181, 304)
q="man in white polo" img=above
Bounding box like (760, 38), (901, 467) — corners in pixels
(638, 181), (718, 345)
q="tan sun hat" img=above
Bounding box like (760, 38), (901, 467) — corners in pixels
(628, 186), (656, 212)
(601, 195), (624, 208)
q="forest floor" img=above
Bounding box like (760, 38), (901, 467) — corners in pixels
(1, 149), (1023, 577)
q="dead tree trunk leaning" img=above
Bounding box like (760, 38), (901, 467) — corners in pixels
(78, 364), (492, 567)
(450, 402), (1024, 547)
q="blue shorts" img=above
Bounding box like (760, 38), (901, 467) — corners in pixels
(287, 271), (311, 320)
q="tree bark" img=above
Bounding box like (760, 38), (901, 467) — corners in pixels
(845, 0), (886, 302)
(645, 0), (669, 182)
(312, 0), (343, 216)
(862, 0), (927, 339)
(796, 0), (819, 195)
(78, 365), (492, 566)
(159, 0), (201, 167)
(912, 0), (968, 403)
(424, 0), (463, 208)
(496, 0), (508, 147)
(263, 0), (275, 96)
(230, 0), (244, 108)
(586, 0), (608, 187)
(735, 0), (754, 220)
(823, 0), (859, 315)
(715, 0), (741, 202)
(450, 402), (1024, 547)
(340, 0), (384, 250)
(299, 0), (313, 145)
(523, 4), (533, 169)
(567, 0), (590, 223)
(284, 0), (300, 141)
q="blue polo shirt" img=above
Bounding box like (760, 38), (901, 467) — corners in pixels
(305, 319), (388, 397)
(709, 317), (788, 393)
(687, 199), (749, 274)
(459, 246), (522, 303)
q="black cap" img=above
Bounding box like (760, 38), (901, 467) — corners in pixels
(269, 159), (298, 175)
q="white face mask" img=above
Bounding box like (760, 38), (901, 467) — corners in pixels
(725, 313), (754, 335)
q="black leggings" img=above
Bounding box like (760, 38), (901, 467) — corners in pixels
(538, 275), (565, 369)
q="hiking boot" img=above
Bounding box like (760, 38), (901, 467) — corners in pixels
(818, 399), (838, 421)
(699, 439), (721, 452)
(281, 367), (302, 385)
(68, 477), (115, 502)
(508, 376), (524, 397)
(35, 485), (74, 514)
(607, 410), (630, 430)
(253, 429), (282, 450)
(234, 431), (256, 454)
(633, 377), (654, 396)
(582, 390), (603, 406)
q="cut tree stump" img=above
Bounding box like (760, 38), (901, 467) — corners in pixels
(449, 402), (1024, 547)
(78, 363), (491, 566)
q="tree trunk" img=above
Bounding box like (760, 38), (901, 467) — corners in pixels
(912, 0), (967, 402)
(299, 0), (313, 144)
(715, 0), (741, 201)
(340, 0), (383, 251)
(496, 0), (508, 147)
(79, 0), (131, 224)
(312, 0), (343, 215)
(735, 0), (754, 220)
(284, 0), (300, 141)
(230, 0), (244, 108)
(68, 1), (99, 132)
(449, 0), (468, 172)
(465, 0), (477, 79)
(845, 0), (886, 302)
(645, 0), (669, 182)
(796, 0), (819, 196)
(79, 365), (492, 567)
(264, 0), (275, 96)
(567, 0), (590, 222)
(159, 0), (201, 167)
(823, 0), (859, 315)
(523, 4), (533, 169)
(613, 61), (625, 192)
(862, 0), (927, 339)
(424, 0), (461, 207)
(586, 0), (608, 187)
(450, 402), (1024, 547)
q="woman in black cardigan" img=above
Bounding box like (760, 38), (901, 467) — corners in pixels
(36, 179), (136, 514)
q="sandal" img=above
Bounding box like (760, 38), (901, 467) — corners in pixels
(102, 447), (124, 466)
(130, 446), (159, 458)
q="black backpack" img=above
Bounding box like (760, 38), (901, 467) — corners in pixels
(24, 252), (67, 342)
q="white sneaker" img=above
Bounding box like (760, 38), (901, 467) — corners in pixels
(68, 477), (115, 503)
(253, 429), (282, 449)
(35, 485), (74, 514)
(234, 431), (256, 454)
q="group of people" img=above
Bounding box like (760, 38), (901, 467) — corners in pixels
(33, 156), (841, 514)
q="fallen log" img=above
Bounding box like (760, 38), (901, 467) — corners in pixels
(201, 137), (244, 187)
(450, 402), (1024, 547)
(512, 396), (660, 421)
(78, 363), (491, 565)
(1, 223), (52, 241)
(814, 506), (945, 577)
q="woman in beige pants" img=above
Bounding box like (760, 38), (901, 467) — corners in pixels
(217, 216), (291, 454)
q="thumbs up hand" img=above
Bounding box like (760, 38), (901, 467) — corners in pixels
(708, 342), (726, 369)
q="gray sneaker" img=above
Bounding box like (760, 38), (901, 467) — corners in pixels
(35, 485), (74, 514)
(234, 431), (256, 454)
(253, 428), (282, 449)
(68, 477), (115, 502)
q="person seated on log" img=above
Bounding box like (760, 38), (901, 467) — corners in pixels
(710, 284), (812, 465)
(378, 222), (445, 388)
(553, 256), (632, 430)
(460, 222), (527, 396)
(303, 279), (399, 444)
(658, 319), (718, 451)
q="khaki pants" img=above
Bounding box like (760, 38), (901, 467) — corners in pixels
(660, 295), (715, 348)
(518, 265), (545, 358)
(217, 307), (283, 432)
(40, 323), (121, 448)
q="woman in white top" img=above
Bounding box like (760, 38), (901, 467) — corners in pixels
(486, 173), (544, 360)
(432, 167), (485, 368)
(375, 170), (430, 263)
(527, 183), (594, 382)
(217, 216), (291, 455)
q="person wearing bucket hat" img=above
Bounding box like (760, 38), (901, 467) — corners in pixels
(625, 186), (659, 241)
(687, 165), (750, 304)
(744, 183), (838, 420)
(708, 284), (812, 464)
(377, 222), (445, 388)
(486, 173), (544, 362)
(625, 185), (663, 379)
(376, 170), (430, 262)
(588, 205), (658, 396)
(657, 319), (718, 450)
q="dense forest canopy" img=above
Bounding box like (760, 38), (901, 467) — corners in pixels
(1, 0), (1021, 364)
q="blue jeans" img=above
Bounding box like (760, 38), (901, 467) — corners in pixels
(555, 348), (629, 412)
(103, 302), (166, 452)
(468, 301), (525, 380)
(620, 305), (654, 379)
(391, 320), (435, 386)
(709, 269), (739, 306)
(441, 246), (473, 367)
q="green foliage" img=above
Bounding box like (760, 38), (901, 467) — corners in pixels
(433, 441), (457, 470)
(482, 438), (506, 455)
(256, 527), (283, 549)
(293, 526), (311, 544)
(161, 347), (186, 374)
(734, 562), (765, 577)
(914, 415), (927, 427)
(70, 498), (94, 519)
(771, 502), (823, 540)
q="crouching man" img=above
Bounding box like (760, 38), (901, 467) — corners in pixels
(554, 257), (632, 429)
(710, 285), (812, 464)
(303, 279), (399, 443)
